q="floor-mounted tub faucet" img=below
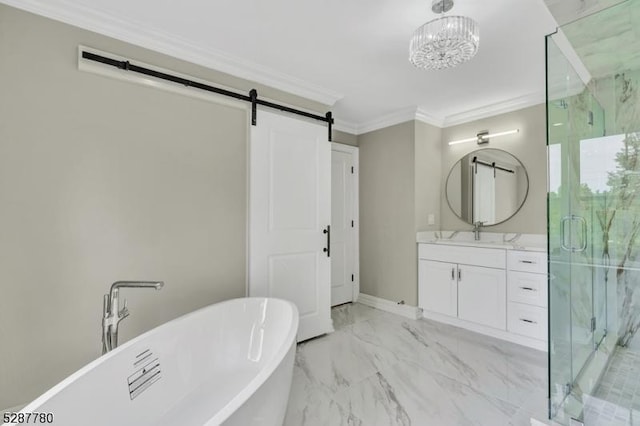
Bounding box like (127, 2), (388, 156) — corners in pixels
(102, 281), (164, 354)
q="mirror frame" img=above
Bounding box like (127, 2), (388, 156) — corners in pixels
(445, 148), (530, 227)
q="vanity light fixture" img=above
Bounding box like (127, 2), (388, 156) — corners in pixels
(448, 129), (519, 146)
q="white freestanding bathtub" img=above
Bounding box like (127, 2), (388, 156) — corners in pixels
(5, 298), (298, 426)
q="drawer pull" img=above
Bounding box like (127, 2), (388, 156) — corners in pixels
(520, 286), (536, 291)
(520, 260), (535, 264)
(520, 318), (537, 324)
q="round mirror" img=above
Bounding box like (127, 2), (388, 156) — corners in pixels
(445, 148), (529, 226)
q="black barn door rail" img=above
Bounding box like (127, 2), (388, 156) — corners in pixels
(81, 50), (334, 141)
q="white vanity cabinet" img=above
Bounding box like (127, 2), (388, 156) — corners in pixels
(418, 259), (458, 317)
(418, 244), (506, 329)
(457, 265), (506, 330)
(507, 251), (548, 342)
(418, 241), (547, 351)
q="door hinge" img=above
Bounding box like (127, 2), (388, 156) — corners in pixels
(591, 317), (596, 332)
(351, 220), (354, 227)
(564, 382), (572, 396)
(351, 166), (354, 174)
(351, 274), (354, 282)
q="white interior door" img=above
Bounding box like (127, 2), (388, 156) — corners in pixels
(249, 109), (333, 341)
(330, 144), (358, 306)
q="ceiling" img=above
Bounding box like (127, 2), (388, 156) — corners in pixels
(2, 0), (560, 133)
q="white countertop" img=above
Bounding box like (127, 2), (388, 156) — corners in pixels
(416, 231), (547, 253)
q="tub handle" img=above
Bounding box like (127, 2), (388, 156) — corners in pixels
(323, 225), (330, 257)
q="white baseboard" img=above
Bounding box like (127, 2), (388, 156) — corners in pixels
(357, 293), (422, 320)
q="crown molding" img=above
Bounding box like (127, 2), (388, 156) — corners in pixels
(0, 0), (344, 106)
(415, 108), (445, 128)
(335, 92), (545, 136)
(333, 119), (359, 135)
(336, 106), (444, 136)
(441, 91), (546, 127)
(355, 107), (419, 135)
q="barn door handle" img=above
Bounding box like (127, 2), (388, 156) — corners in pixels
(323, 226), (330, 257)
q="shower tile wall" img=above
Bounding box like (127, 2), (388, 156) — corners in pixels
(563, 0), (640, 351)
(593, 68), (640, 350)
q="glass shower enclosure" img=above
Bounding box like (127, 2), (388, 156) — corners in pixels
(547, 1), (640, 423)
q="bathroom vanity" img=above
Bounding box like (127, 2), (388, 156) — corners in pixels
(417, 232), (547, 351)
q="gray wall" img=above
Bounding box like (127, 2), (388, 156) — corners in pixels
(359, 122), (416, 304)
(358, 120), (441, 306)
(441, 104), (547, 234)
(333, 130), (358, 147)
(0, 5), (329, 409)
(414, 121), (443, 231)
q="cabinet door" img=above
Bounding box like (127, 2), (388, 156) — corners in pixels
(457, 265), (506, 330)
(419, 260), (457, 317)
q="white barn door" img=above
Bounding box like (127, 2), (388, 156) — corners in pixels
(249, 109), (333, 341)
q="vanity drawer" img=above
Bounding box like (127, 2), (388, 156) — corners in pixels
(418, 244), (506, 269)
(507, 251), (547, 274)
(507, 302), (547, 341)
(508, 271), (547, 308)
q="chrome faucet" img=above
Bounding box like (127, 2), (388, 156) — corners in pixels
(102, 281), (164, 354)
(473, 221), (484, 241)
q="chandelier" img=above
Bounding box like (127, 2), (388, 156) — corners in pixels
(409, 0), (479, 70)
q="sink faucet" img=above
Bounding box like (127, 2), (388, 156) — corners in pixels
(473, 222), (484, 241)
(102, 281), (164, 354)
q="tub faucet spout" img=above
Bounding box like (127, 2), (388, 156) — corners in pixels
(102, 281), (164, 354)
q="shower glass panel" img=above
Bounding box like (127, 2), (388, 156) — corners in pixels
(548, 1), (640, 424)
(547, 36), (606, 420)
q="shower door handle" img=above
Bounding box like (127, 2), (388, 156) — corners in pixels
(560, 215), (587, 252)
(573, 215), (587, 252)
(560, 216), (572, 252)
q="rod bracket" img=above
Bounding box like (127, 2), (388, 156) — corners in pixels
(326, 111), (333, 141)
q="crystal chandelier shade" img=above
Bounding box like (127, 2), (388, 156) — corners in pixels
(409, 13), (479, 70)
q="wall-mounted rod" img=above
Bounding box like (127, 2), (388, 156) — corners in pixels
(81, 51), (334, 140)
(83, 51), (250, 102)
(472, 156), (515, 174)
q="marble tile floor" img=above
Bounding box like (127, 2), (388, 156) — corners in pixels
(284, 303), (548, 426)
